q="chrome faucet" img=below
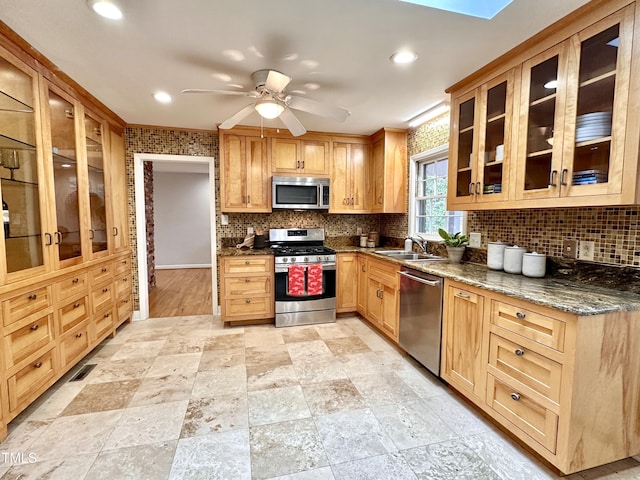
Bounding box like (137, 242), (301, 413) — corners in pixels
(410, 235), (428, 253)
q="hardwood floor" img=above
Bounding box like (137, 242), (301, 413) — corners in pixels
(149, 268), (213, 318)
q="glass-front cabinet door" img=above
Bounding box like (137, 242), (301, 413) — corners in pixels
(0, 50), (49, 282)
(448, 89), (478, 205)
(43, 84), (85, 267)
(561, 9), (632, 198)
(516, 44), (568, 200)
(475, 70), (515, 203)
(84, 112), (109, 257)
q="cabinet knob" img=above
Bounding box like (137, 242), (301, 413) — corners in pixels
(103, 288), (108, 293)
(516, 311), (526, 319)
(104, 313), (110, 318)
(122, 260), (127, 264)
(76, 332), (83, 338)
(245, 299), (251, 304)
(72, 278), (79, 284)
(73, 303), (80, 308)
(102, 267), (107, 273)
(515, 349), (525, 356)
(28, 294), (37, 301)
(34, 362), (42, 369)
(245, 278), (250, 282)
(30, 324), (39, 331)
(510, 393), (521, 401)
(245, 260), (250, 265)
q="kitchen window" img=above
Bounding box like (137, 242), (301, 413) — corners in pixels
(409, 144), (465, 240)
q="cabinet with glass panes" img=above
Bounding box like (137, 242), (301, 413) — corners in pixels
(0, 49), (48, 282)
(448, 69), (516, 208)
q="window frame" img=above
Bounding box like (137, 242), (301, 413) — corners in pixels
(408, 144), (467, 241)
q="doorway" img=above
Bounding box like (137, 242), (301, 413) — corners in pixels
(134, 153), (217, 320)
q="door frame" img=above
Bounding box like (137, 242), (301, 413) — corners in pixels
(133, 153), (217, 320)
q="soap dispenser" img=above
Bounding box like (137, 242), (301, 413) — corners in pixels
(404, 237), (413, 252)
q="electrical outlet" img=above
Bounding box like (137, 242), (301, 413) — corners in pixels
(247, 226), (254, 234)
(220, 214), (229, 226)
(469, 232), (481, 248)
(562, 239), (578, 258)
(356, 227), (363, 235)
(578, 240), (595, 261)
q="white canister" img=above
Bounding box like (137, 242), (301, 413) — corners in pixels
(522, 252), (546, 278)
(404, 238), (413, 252)
(487, 242), (508, 270)
(503, 246), (527, 274)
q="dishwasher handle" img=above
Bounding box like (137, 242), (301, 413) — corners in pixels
(398, 271), (442, 286)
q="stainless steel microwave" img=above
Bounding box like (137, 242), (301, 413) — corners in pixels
(272, 176), (330, 210)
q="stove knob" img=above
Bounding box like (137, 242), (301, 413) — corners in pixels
(290, 257), (296, 263)
(325, 256), (329, 262)
(304, 257), (309, 262)
(282, 257), (288, 263)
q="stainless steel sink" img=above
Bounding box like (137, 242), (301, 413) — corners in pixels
(374, 250), (445, 261)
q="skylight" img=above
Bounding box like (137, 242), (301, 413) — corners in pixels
(399, 0), (513, 19)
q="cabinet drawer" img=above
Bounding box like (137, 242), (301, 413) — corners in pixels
(60, 324), (90, 368)
(91, 282), (114, 314)
(2, 286), (52, 328)
(8, 348), (57, 413)
(115, 274), (131, 299)
(223, 257), (271, 274)
(3, 314), (54, 369)
(491, 301), (566, 352)
(223, 276), (272, 296)
(488, 334), (562, 404)
(92, 308), (114, 343)
(116, 296), (132, 325)
(114, 257), (130, 275)
(53, 273), (88, 302)
(486, 374), (558, 453)
(223, 296), (272, 318)
(58, 296), (89, 335)
(90, 264), (114, 285)
(367, 260), (398, 289)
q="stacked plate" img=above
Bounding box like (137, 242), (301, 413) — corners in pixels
(575, 112), (612, 142)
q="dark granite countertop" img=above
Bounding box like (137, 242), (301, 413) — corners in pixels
(217, 244), (640, 315)
(329, 246), (640, 316)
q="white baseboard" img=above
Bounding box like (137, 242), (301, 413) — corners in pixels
(155, 264), (212, 270)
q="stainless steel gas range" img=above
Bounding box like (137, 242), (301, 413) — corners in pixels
(269, 228), (336, 327)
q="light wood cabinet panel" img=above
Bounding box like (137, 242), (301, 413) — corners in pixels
(59, 322), (90, 368)
(90, 262), (113, 285)
(330, 142), (369, 213)
(363, 257), (400, 342)
(7, 347), (57, 414)
(3, 313), (54, 369)
(91, 308), (114, 343)
(91, 281), (114, 314)
(271, 138), (329, 175)
(108, 127), (129, 253)
(220, 134), (270, 212)
(58, 295), (89, 335)
(356, 255), (367, 315)
(220, 255), (274, 322)
(370, 128), (407, 213)
(336, 253), (357, 313)
(53, 272), (88, 302)
(2, 286), (52, 328)
(442, 284), (485, 399)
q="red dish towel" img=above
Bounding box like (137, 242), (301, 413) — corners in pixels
(287, 264), (306, 296)
(307, 264), (324, 296)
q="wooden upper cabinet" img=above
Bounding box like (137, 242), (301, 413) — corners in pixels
(330, 141), (369, 213)
(108, 127), (129, 253)
(448, 1), (640, 209)
(220, 133), (270, 212)
(370, 128), (407, 213)
(271, 137), (329, 176)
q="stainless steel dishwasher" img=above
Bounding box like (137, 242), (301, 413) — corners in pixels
(398, 267), (443, 376)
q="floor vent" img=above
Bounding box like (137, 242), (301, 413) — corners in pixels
(69, 364), (97, 382)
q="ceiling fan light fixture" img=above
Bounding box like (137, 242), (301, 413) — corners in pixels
(255, 99), (284, 119)
(87, 0), (123, 19)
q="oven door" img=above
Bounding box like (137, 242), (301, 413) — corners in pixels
(274, 262), (336, 305)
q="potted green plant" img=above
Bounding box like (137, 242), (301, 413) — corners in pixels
(437, 228), (468, 263)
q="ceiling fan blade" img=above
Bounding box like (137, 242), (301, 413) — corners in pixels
(265, 70), (291, 93)
(286, 95), (351, 122)
(279, 107), (307, 137)
(182, 88), (253, 96)
(218, 104), (256, 130)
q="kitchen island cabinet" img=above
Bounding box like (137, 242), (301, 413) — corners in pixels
(441, 278), (640, 474)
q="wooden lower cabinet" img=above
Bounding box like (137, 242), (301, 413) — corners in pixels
(0, 251), (133, 442)
(220, 255), (274, 323)
(356, 255), (368, 314)
(336, 253), (357, 313)
(441, 278), (640, 474)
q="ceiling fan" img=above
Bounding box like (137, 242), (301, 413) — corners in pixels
(182, 69), (351, 136)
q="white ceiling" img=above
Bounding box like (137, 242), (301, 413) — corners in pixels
(0, 0), (590, 135)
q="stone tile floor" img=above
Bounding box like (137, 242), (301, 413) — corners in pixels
(1, 315), (639, 479)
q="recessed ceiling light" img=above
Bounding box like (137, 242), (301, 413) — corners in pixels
(390, 50), (418, 64)
(305, 83), (320, 91)
(153, 91), (172, 104)
(87, 0), (123, 20)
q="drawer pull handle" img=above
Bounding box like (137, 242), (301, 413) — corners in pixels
(103, 288), (108, 293)
(361, 264), (366, 272)
(515, 349), (525, 356)
(516, 311), (526, 319)
(30, 324), (39, 331)
(102, 267), (107, 273)
(245, 261), (250, 265)
(34, 362), (42, 369)
(245, 278), (250, 282)
(245, 299), (251, 304)
(74, 303), (80, 308)
(104, 313), (110, 318)
(76, 332), (83, 338)
(28, 294), (37, 301)
(456, 292), (470, 299)
(72, 278), (79, 284)
(510, 393), (521, 401)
